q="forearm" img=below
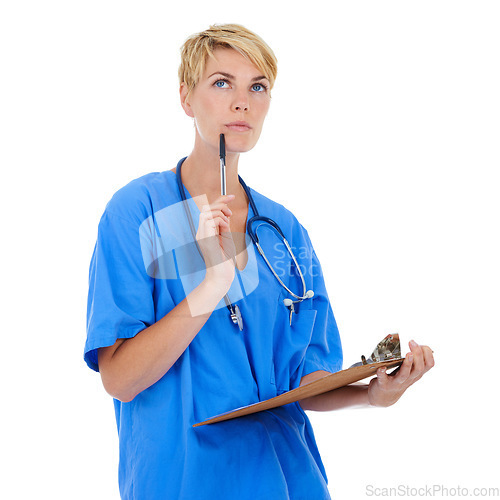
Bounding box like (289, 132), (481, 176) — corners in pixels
(99, 278), (226, 402)
(298, 383), (373, 411)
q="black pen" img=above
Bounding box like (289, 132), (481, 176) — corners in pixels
(219, 133), (226, 196)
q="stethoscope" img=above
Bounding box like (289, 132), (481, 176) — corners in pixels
(175, 135), (314, 330)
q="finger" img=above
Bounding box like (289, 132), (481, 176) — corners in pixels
(221, 205), (233, 217)
(204, 207), (232, 220)
(203, 201), (232, 212)
(219, 220), (232, 234)
(218, 210), (231, 222)
(409, 340), (424, 376)
(214, 194), (235, 204)
(393, 352), (413, 384)
(198, 212), (217, 231)
(210, 216), (229, 234)
(200, 209), (230, 224)
(204, 194), (235, 206)
(212, 217), (230, 233)
(208, 196), (235, 214)
(211, 210), (231, 223)
(421, 345), (435, 371)
(204, 206), (233, 221)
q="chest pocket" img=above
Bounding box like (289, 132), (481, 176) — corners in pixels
(270, 291), (317, 394)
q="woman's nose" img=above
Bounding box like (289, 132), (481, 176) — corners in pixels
(232, 92), (249, 112)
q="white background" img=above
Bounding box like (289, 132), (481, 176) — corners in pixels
(1, 1), (499, 499)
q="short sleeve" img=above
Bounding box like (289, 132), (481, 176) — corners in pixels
(302, 238), (343, 376)
(84, 210), (155, 372)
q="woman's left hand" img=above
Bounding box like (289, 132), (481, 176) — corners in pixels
(367, 340), (435, 407)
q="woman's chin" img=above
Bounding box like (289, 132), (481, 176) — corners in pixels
(225, 137), (258, 154)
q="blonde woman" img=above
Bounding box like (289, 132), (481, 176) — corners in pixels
(84, 24), (434, 500)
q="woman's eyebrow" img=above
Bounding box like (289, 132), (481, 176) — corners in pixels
(207, 71), (268, 82)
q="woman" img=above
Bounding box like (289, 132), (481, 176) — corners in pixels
(84, 24), (434, 500)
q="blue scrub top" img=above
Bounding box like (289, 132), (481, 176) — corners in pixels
(84, 158), (343, 500)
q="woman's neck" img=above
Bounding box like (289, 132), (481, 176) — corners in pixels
(179, 135), (247, 207)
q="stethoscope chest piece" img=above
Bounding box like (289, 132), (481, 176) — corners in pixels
(230, 304), (243, 331)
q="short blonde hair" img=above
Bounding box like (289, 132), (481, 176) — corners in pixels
(178, 23), (278, 99)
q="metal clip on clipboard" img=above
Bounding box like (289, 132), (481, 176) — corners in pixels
(349, 333), (402, 369)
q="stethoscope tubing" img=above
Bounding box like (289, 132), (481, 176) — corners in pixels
(175, 156), (313, 328)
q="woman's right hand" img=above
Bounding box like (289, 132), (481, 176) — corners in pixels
(196, 194), (237, 294)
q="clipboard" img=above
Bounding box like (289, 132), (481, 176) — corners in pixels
(194, 334), (404, 427)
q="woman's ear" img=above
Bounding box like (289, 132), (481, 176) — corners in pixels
(180, 83), (195, 118)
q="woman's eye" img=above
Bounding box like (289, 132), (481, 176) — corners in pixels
(214, 80), (229, 88)
(252, 83), (267, 92)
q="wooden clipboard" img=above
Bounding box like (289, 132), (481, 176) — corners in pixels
(193, 357), (403, 427)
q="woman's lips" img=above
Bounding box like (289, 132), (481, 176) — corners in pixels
(225, 122), (251, 132)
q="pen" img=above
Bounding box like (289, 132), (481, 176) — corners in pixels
(219, 133), (226, 196)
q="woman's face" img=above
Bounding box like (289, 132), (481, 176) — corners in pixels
(180, 47), (271, 154)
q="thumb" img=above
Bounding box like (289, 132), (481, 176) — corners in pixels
(376, 366), (388, 385)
